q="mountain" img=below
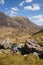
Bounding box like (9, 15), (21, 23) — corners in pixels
(0, 12), (42, 41)
(40, 25), (43, 29)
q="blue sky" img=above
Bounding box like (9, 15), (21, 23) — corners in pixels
(0, 0), (43, 25)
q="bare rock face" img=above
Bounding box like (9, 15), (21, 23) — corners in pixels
(1, 38), (13, 49)
(24, 39), (42, 53)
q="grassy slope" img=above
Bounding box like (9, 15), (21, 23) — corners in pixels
(31, 30), (43, 45)
(0, 26), (31, 43)
(0, 52), (43, 65)
(30, 30), (43, 51)
(0, 30), (43, 65)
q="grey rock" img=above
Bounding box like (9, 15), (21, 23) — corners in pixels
(24, 39), (42, 53)
(1, 38), (12, 49)
(33, 52), (39, 57)
(11, 43), (22, 53)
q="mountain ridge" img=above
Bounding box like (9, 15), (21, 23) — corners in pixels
(0, 12), (42, 36)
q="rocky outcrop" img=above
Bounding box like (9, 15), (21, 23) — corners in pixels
(24, 39), (42, 53)
(1, 38), (13, 49)
(0, 38), (43, 58)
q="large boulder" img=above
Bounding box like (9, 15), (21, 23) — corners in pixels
(24, 39), (42, 53)
(1, 38), (13, 49)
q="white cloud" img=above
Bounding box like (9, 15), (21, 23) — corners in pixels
(19, 1), (25, 7)
(5, 10), (17, 17)
(11, 7), (19, 11)
(0, 0), (5, 4)
(9, 12), (16, 17)
(32, 4), (40, 11)
(32, 15), (43, 19)
(24, 6), (32, 10)
(25, 0), (32, 3)
(10, 10), (17, 14)
(10, 10), (17, 16)
(28, 15), (43, 25)
(10, 7), (19, 16)
(19, 0), (32, 7)
(32, 15), (43, 22)
(24, 4), (40, 11)
(5, 7), (18, 17)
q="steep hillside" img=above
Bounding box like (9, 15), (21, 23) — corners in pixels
(41, 25), (43, 29)
(12, 16), (42, 33)
(0, 12), (42, 42)
(0, 12), (42, 33)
